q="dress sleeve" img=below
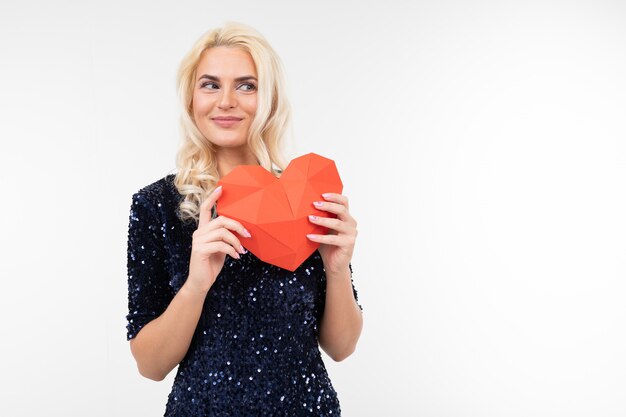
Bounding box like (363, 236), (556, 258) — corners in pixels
(349, 263), (363, 311)
(125, 192), (174, 341)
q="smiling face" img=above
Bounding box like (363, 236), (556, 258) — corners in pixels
(192, 46), (258, 150)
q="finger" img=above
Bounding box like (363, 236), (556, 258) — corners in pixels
(308, 215), (350, 234)
(199, 186), (223, 228)
(306, 233), (355, 248)
(206, 215), (251, 238)
(199, 241), (241, 260)
(312, 200), (352, 221)
(198, 227), (246, 254)
(321, 193), (349, 209)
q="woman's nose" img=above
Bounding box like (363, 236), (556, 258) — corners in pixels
(217, 88), (236, 109)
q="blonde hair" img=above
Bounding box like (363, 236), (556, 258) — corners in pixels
(174, 22), (291, 222)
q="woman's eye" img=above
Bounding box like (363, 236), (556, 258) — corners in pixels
(201, 82), (219, 90)
(238, 83), (257, 92)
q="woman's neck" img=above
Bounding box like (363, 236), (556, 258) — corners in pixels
(216, 146), (258, 177)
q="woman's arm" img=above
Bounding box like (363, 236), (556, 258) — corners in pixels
(317, 266), (363, 361)
(128, 186), (248, 381)
(307, 193), (363, 362)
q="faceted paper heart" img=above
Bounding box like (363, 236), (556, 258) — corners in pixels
(216, 153), (343, 271)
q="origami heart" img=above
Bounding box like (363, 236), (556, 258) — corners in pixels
(216, 153), (343, 271)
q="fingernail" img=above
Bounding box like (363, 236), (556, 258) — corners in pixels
(309, 215), (318, 221)
(313, 201), (323, 207)
(243, 228), (251, 238)
(322, 193), (332, 198)
(214, 185), (222, 194)
(307, 234), (317, 240)
(234, 253), (241, 259)
(239, 245), (245, 253)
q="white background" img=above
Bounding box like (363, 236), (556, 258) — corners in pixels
(1, 0), (625, 416)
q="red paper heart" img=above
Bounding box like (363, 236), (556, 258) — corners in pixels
(216, 153), (343, 271)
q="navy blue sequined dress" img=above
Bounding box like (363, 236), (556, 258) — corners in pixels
(126, 174), (362, 416)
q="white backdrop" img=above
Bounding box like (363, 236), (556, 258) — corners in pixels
(1, 1), (625, 416)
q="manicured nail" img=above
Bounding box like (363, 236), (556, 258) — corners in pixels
(307, 234), (318, 240)
(322, 193), (332, 199)
(239, 245), (245, 253)
(243, 228), (251, 238)
(313, 201), (323, 207)
(214, 185), (223, 194)
(308, 215), (318, 221)
(234, 252), (241, 259)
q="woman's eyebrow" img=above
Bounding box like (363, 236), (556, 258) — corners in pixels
(197, 74), (258, 82)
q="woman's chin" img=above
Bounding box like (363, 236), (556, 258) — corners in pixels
(211, 139), (249, 150)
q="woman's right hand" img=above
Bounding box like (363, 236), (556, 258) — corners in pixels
(184, 185), (251, 295)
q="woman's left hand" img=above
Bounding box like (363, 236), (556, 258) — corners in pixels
(306, 193), (358, 276)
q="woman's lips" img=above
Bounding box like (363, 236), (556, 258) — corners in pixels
(212, 117), (242, 128)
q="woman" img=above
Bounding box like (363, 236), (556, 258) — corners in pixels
(126, 22), (363, 416)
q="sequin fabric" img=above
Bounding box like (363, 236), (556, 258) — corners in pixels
(126, 174), (362, 416)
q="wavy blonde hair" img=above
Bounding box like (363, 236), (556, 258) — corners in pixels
(174, 22), (291, 223)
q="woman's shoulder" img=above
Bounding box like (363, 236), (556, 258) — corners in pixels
(131, 173), (180, 211)
(134, 173), (176, 196)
